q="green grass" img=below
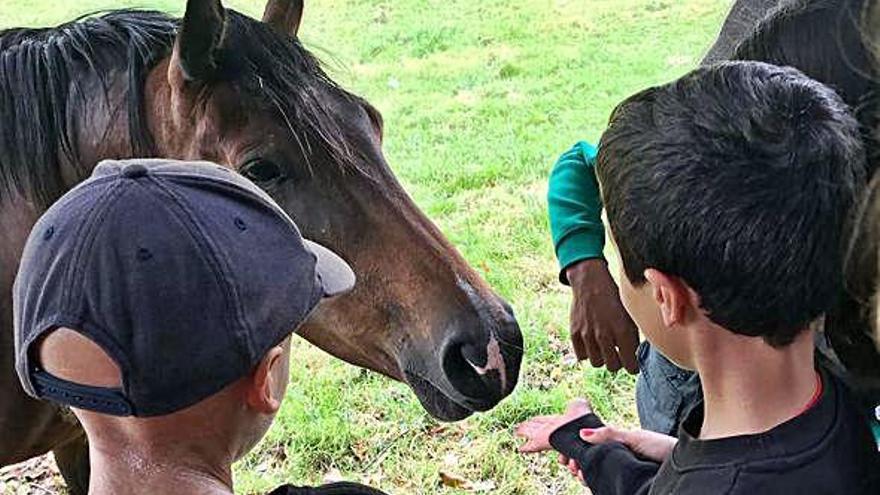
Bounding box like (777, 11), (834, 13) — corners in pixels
(0, 1), (729, 493)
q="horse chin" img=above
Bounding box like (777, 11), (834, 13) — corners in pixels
(403, 370), (475, 422)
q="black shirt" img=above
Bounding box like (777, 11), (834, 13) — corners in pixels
(268, 482), (390, 494)
(550, 369), (879, 495)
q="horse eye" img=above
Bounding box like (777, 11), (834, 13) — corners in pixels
(240, 159), (285, 186)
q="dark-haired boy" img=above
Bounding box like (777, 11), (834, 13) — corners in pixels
(517, 61), (878, 494)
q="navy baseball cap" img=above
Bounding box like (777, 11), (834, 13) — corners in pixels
(13, 159), (354, 417)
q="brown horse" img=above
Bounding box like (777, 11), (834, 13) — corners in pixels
(0, 0), (523, 491)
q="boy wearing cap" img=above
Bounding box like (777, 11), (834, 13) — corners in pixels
(517, 61), (879, 493)
(13, 159), (383, 494)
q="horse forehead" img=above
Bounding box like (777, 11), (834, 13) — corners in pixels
(149, 61), (248, 134)
(193, 85), (309, 153)
(198, 84), (253, 132)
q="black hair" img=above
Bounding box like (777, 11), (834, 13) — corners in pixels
(597, 61), (866, 347)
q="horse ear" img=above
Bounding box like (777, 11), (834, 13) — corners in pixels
(177, 0), (228, 81)
(262, 0), (304, 38)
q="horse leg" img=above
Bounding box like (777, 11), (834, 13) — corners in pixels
(53, 433), (90, 495)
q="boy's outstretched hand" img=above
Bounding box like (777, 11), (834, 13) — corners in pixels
(555, 425), (678, 485)
(577, 426), (677, 463)
(515, 399), (593, 453)
(516, 397), (677, 487)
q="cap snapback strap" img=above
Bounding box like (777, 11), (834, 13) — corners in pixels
(32, 369), (133, 416)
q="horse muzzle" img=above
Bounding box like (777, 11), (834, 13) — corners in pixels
(401, 301), (523, 421)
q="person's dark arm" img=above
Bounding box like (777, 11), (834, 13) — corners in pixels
(549, 415), (659, 495)
(548, 142), (639, 373)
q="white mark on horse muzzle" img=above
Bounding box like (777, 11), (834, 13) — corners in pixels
(467, 335), (507, 393)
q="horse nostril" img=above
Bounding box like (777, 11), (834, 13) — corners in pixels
(435, 293), (523, 409)
(441, 343), (502, 407)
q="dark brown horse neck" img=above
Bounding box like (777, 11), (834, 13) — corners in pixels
(0, 12), (177, 466)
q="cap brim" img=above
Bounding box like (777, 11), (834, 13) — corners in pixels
(304, 240), (356, 297)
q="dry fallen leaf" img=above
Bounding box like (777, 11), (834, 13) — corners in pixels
(438, 471), (496, 492)
(439, 471), (471, 489)
(428, 425), (448, 435)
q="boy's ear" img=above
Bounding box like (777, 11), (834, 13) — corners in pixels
(245, 345), (285, 415)
(644, 269), (693, 327)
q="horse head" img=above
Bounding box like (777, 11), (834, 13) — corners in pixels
(145, 0), (522, 420)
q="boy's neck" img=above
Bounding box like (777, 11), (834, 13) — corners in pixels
(86, 439), (235, 495)
(691, 325), (817, 440)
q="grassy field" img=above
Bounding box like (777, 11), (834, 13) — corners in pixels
(0, 1), (729, 493)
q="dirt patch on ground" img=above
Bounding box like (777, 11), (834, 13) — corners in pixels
(1, 455), (64, 494)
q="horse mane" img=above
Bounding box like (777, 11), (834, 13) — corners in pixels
(0, 9), (358, 209)
(0, 10), (176, 208)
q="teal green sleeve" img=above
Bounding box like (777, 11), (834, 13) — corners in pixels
(547, 141), (605, 284)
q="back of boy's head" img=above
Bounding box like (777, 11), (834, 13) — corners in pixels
(597, 61), (866, 347)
